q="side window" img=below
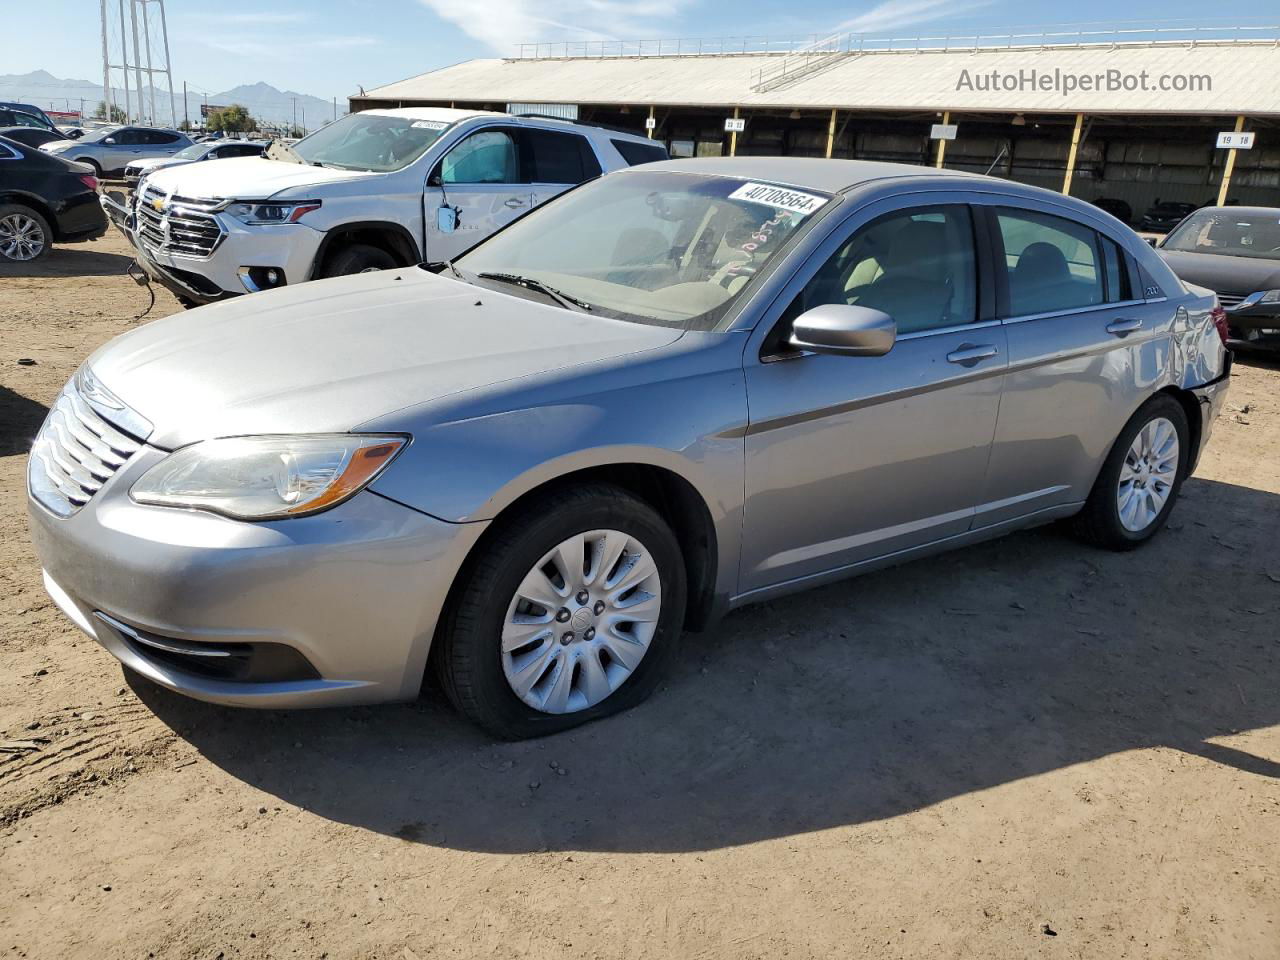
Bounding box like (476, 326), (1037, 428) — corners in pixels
(232, 144), (263, 157)
(610, 138), (668, 166)
(792, 205), (978, 335)
(112, 128), (141, 145)
(524, 130), (599, 184)
(996, 208), (1105, 316)
(14, 112), (44, 128)
(1100, 237), (1132, 302)
(440, 129), (519, 185)
(148, 131), (180, 145)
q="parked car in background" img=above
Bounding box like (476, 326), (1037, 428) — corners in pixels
(1140, 200), (1197, 233)
(124, 140), (265, 183)
(40, 125), (194, 177)
(1157, 205), (1280, 351)
(32, 158), (1229, 736)
(1091, 197), (1132, 225)
(0, 124), (71, 150)
(100, 107), (667, 305)
(0, 101), (58, 129)
(0, 107), (68, 142)
(0, 135), (106, 261)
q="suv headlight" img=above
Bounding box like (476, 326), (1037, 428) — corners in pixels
(130, 434), (406, 520)
(225, 200), (321, 225)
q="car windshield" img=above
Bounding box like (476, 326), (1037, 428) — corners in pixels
(172, 144), (209, 160)
(1163, 210), (1280, 261)
(292, 113), (453, 172)
(78, 126), (122, 143)
(453, 170), (833, 330)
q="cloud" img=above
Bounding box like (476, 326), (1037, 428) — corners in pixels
(835, 0), (996, 35)
(416, 0), (687, 54)
(190, 11), (310, 25)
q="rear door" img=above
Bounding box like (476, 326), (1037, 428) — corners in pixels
(424, 125), (531, 261)
(975, 202), (1169, 526)
(523, 128), (603, 207)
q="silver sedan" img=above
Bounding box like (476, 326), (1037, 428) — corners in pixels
(27, 158), (1231, 738)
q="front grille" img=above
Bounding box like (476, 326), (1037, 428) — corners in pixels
(135, 184), (224, 259)
(28, 370), (151, 518)
(1218, 293), (1245, 309)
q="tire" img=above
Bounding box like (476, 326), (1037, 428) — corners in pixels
(76, 158), (103, 178)
(0, 203), (52, 262)
(435, 484), (687, 740)
(320, 243), (397, 278)
(175, 294), (200, 310)
(1073, 394), (1190, 550)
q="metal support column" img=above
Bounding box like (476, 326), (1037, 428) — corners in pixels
(1062, 112), (1084, 195)
(157, 0), (176, 126)
(647, 104), (655, 139)
(935, 110), (950, 168)
(100, 0), (113, 123)
(825, 108), (837, 158)
(729, 106), (740, 157)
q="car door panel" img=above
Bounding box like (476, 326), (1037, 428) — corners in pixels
(973, 202), (1172, 527)
(424, 126), (531, 262)
(739, 196), (1006, 595)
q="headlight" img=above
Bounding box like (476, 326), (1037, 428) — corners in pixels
(225, 200), (321, 225)
(130, 434), (406, 520)
(1260, 289), (1280, 303)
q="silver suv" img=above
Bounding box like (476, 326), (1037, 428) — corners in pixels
(41, 125), (193, 177)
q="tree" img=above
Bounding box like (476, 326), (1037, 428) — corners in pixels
(208, 104), (255, 134)
(93, 101), (126, 123)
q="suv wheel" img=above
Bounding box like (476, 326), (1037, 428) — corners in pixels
(1073, 394), (1189, 550)
(76, 158), (103, 178)
(0, 204), (51, 261)
(320, 243), (397, 278)
(435, 484), (686, 739)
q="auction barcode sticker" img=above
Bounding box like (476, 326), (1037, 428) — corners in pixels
(412, 120), (450, 130)
(728, 182), (828, 216)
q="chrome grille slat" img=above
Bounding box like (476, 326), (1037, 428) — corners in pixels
(28, 374), (149, 518)
(135, 185), (224, 259)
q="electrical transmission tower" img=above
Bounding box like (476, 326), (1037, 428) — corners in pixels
(100, 0), (176, 126)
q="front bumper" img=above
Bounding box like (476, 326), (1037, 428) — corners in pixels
(99, 192), (325, 306)
(1224, 294), (1280, 338)
(28, 445), (487, 708)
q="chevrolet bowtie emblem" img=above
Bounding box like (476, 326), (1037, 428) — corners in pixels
(152, 197), (165, 211)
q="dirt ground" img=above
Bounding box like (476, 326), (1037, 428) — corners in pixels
(2, 230), (1279, 960)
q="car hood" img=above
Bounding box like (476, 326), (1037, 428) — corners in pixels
(1158, 249), (1280, 296)
(85, 268), (684, 449)
(140, 156), (375, 200)
(130, 156), (181, 172)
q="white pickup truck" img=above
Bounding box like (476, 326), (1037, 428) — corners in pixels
(102, 107), (666, 305)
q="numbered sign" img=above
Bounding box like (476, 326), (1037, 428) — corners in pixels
(724, 117), (746, 133)
(644, 116), (656, 130)
(930, 123), (958, 140)
(1216, 131), (1256, 150)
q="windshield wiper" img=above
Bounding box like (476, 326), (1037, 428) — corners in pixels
(476, 272), (592, 311)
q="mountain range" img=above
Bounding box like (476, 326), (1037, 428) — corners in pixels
(0, 70), (344, 130)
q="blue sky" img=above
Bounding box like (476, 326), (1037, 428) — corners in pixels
(7, 0), (1273, 101)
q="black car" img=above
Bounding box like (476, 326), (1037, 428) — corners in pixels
(0, 125), (70, 149)
(0, 135), (107, 262)
(1139, 200), (1197, 233)
(0, 102), (58, 128)
(1157, 205), (1280, 350)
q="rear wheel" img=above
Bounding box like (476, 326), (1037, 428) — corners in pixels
(0, 204), (51, 262)
(435, 484), (686, 739)
(320, 243), (397, 278)
(1073, 395), (1189, 550)
(75, 158), (103, 178)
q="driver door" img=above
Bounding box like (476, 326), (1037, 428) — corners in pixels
(424, 126), (532, 262)
(739, 199), (1007, 594)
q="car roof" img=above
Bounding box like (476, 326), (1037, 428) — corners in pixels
(360, 107), (506, 123)
(635, 157), (988, 194)
(1191, 206), (1280, 217)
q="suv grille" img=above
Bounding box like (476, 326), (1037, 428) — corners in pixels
(136, 184), (224, 259)
(28, 370), (151, 518)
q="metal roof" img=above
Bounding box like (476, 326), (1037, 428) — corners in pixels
(357, 41), (1280, 116)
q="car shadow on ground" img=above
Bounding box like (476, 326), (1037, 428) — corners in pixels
(0, 244), (135, 279)
(0, 386), (48, 457)
(133, 476), (1280, 854)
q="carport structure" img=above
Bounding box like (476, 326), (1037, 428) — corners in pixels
(351, 22), (1280, 225)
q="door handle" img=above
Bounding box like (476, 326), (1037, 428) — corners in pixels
(503, 198), (525, 209)
(946, 344), (999, 366)
(1106, 317), (1142, 336)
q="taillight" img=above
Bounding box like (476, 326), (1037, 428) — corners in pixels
(1209, 304), (1230, 346)
(78, 174), (100, 192)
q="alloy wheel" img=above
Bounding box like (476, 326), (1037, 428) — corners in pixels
(0, 213), (46, 261)
(501, 529), (663, 714)
(1116, 416), (1179, 532)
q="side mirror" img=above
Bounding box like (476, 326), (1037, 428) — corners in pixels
(437, 205), (458, 233)
(1145, 236), (1160, 248)
(103, 137), (116, 145)
(790, 303), (897, 357)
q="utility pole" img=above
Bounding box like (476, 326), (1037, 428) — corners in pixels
(100, 0), (113, 123)
(292, 97), (297, 136)
(333, 96), (337, 123)
(157, 0), (176, 126)
(183, 79), (188, 130)
(301, 105), (306, 136)
(128, 0), (144, 123)
(118, 0), (131, 120)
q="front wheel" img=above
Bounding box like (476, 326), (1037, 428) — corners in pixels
(435, 485), (686, 739)
(1073, 395), (1189, 550)
(320, 243), (397, 278)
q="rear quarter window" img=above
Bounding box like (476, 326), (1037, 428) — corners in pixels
(610, 138), (669, 166)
